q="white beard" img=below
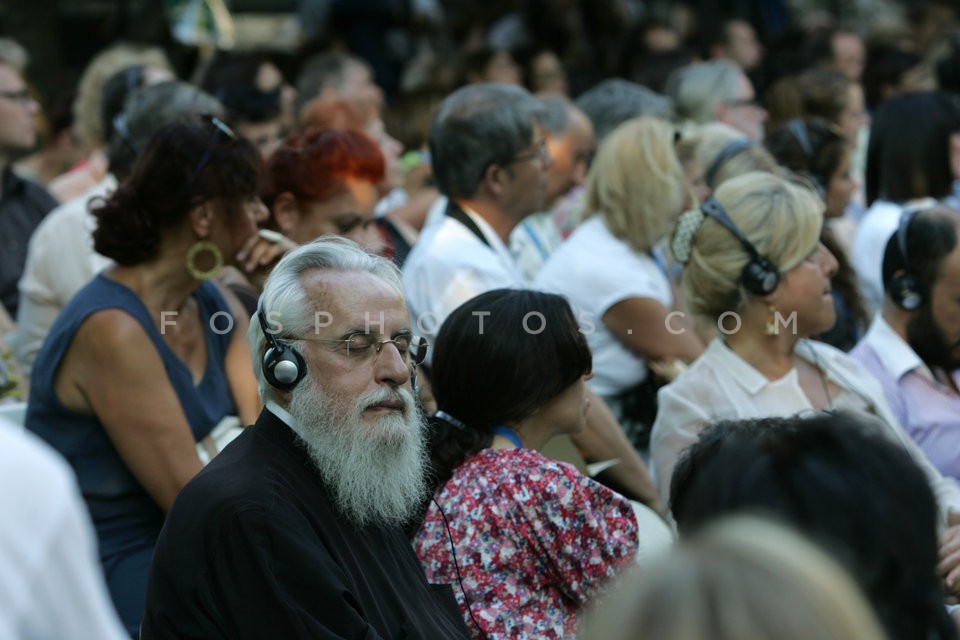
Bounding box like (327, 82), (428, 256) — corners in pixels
(287, 379), (428, 528)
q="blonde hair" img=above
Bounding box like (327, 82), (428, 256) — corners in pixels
(585, 116), (684, 253)
(687, 122), (781, 189)
(73, 43), (171, 149)
(679, 171), (823, 321)
(580, 516), (887, 640)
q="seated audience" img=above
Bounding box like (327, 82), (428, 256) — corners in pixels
(851, 206), (960, 482)
(0, 420), (129, 640)
(510, 95), (595, 281)
(670, 412), (957, 640)
(665, 60), (768, 141)
(141, 237), (470, 639)
(199, 50), (293, 159)
(852, 91), (960, 313)
(580, 516), (885, 640)
(536, 116), (704, 448)
(417, 289), (670, 638)
(26, 116), (264, 634)
(0, 48), (58, 320)
(14, 81), (223, 377)
(262, 127), (386, 252)
(765, 117), (868, 350)
(404, 83), (658, 505)
(650, 172), (960, 526)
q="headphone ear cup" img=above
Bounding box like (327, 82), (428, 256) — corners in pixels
(741, 256), (780, 296)
(890, 273), (923, 311)
(262, 343), (306, 391)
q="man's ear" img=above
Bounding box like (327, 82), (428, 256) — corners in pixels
(949, 133), (960, 180)
(481, 163), (508, 198)
(272, 192), (301, 234)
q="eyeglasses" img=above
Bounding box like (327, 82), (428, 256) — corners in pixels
(508, 139), (551, 166)
(298, 331), (429, 366)
(0, 88), (35, 107)
(193, 114), (238, 177)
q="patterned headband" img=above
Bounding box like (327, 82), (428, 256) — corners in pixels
(671, 207), (707, 264)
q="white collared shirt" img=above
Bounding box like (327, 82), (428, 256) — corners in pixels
(402, 203), (525, 358)
(650, 337), (960, 520)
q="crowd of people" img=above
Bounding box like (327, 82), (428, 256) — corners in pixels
(2, 1), (960, 638)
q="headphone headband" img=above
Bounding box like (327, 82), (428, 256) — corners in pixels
(704, 139), (753, 188)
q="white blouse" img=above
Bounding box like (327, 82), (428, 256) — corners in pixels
(650, 337), (960, 521)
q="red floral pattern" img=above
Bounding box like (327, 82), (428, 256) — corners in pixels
(414, 448), (638, 639)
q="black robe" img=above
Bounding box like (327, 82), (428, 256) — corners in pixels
(141, 409), (471, 639)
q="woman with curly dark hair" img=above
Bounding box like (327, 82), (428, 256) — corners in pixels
(26, 115), (266, 635)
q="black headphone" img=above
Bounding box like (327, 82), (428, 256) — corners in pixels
(890, 208), (923, 311)
(257, 303), (307, 391)
(704, 139), (753, 188)
(701, 197), (781, 295)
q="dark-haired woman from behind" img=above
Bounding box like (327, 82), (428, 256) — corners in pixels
(25, 116), (265, 636)
(415, 289), (671, 639)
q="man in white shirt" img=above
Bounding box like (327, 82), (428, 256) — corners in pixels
(851, 206), (960, 482)
(403, 83), (550, 348)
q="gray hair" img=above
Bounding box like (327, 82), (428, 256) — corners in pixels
(108, 81), (223, 180)
(0, 38), (28, 71)
(536, 95), (573, 136)
(574, 79), (674, 142)
(666, 61), (743, 125)
(429, 83), (544, 200)
(249, 236), (403, 403)
(295, 51), (363, 112)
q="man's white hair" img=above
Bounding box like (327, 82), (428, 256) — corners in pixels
(247, 236), (403, 404)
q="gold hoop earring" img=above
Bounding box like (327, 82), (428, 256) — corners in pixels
(765, 304), (779, 336)
(186, 240), (223, 280)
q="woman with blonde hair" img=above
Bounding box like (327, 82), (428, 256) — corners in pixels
(679, 121), (781, 193)
(580, 516), (887, 640)
(650, 171), (960, 522)
(536, 116), (704, 448)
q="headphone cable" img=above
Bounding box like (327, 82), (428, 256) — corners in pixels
(431, 497), (488, 639)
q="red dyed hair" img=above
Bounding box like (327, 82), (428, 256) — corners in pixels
(263, 127), (385, 206)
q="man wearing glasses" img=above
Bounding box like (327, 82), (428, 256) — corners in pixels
(0, 45), (57, 319)
(141, 237), (470, 639)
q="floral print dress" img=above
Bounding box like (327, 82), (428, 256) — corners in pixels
(414, 448), (638, 639)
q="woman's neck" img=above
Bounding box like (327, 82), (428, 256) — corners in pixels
(724, 324), (803, 380)
(106, 243), (205, 326)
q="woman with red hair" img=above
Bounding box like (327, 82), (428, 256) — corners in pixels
(262, 127), (386, 251)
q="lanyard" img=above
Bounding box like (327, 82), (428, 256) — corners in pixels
(493, 425), (523, 448)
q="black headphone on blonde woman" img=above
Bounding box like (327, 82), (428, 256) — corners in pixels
(256, 301), (307, 391)
(700, 197), (781, 296)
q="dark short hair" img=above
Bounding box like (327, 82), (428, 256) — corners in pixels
(881, 205), (960, 294)
(429, 83), (543, 199)
(200, 51), (281, 124)
(427, 289), (592, 488)
(670, 411), (953, 640)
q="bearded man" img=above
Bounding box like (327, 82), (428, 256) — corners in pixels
(140, 237), (470, 639)
(851, 206), (960, 484)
